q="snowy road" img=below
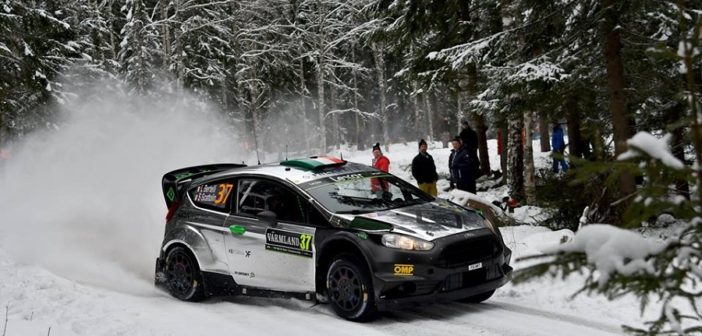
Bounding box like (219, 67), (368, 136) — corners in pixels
(0, 246), (625, 336)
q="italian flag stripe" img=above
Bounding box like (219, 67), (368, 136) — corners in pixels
(281, 156), (345, 170)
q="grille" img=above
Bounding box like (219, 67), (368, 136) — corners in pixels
(437, 234), (501, 268)
(442, 265), (502, 292)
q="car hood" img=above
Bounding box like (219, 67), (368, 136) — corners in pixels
(337, 200), (487, 241)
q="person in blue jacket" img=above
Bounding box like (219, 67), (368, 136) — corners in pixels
(551, 123), (568, 173)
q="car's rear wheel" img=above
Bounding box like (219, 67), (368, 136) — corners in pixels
(326, 256), (376, 322)
(458, 289), (495, 304)
(165, 246), (205, 301)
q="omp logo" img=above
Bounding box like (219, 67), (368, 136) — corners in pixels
(393, 264), (414, 276)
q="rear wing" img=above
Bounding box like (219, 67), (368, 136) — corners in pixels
(161, 163), (246, 208)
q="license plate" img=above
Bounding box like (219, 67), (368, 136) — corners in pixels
(468, 262), (483, 271)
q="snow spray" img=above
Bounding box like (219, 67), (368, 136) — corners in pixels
(0, 80), (243, 295)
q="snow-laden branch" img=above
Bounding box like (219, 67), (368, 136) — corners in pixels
(618, 132), (686, 169)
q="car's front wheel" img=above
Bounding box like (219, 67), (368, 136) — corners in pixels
(326, 256), (376, 322)
(164, 246), (205, 301)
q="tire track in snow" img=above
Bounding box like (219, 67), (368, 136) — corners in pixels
(368, 300), (623, 336)
(486, 298), (623, 334)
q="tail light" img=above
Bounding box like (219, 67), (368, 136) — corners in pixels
(165, 202), (180, 223)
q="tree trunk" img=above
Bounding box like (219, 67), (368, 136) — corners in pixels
(602, 0), (636, 197)
(467, 63), (490, 175)
(352, 48), (362, 151)
(316, 59), (326, 154)
(539, 113), (550, 152)
(372, 42), (388, 151)
(473, 113), (490, 175)
(159, 0), (171, 72)
(500, 122), (508, 174)
(331, 83), (339, 149)
(679, 11), (702, 207)
(565, 96), (582, 158)
(524, 111), (536, 205)
(507, 112), (525, 201)
(413, 82), (421, 139)
(665, 102), (690, 199)
(299, 59), (310, 156)
(424, 92), (434, 142)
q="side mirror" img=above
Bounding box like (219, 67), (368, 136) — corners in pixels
(256, 210), (277, 226)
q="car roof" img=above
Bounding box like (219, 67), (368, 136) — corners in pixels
(197, 157), (377, 187)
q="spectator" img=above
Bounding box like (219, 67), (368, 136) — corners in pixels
(450, 136), (479, 193)
(448, 136), (461, 189)
(371, 142), (390, 194)
(551, 123), (569, 173)
(411, 139), (438, 196)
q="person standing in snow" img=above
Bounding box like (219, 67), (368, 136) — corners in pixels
(450, 137), (478, 194)
(371, 142), (390, 196)
(551, 123), (569, 173)
(411, 139), (438, 196)
(448, 136), (461, 190)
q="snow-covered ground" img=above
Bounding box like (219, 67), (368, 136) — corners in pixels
(0, 111), (658, 336)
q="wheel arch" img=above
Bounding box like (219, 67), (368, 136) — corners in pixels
(316, 233), (373, 293)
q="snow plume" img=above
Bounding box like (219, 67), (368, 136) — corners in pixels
(0, 80), (242, 295)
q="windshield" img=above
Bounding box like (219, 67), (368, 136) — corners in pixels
(303, 172), (432, 214)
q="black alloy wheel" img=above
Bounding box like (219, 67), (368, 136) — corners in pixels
(326, 256), (376, 321)
(165, 246), (205, 301)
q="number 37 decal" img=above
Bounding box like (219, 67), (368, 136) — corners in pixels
(214, 183), (233, 205)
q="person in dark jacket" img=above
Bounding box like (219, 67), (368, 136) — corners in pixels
(450, 136), (478, 193)
(448, 136), (461, 189)
(411, 139), (439, 196)
(551, 123), (568, 173)
(459, 119), (479, 158)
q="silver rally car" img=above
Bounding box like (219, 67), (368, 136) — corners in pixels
(155, 157), (512, 321)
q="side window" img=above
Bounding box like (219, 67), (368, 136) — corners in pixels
(189, 179), (235, 213)
(236, 179), (305, 224)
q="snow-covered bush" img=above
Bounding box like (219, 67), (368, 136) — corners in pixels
(515, 131), (702, 335)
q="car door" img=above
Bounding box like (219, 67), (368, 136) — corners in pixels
(223, 177), (317, 293)
(185, 178), (236, 274)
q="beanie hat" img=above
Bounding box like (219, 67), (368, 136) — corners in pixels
(372, 142), (381, 152)
(418, 139), (427, 147)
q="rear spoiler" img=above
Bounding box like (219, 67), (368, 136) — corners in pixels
(161, 163), (246, 208)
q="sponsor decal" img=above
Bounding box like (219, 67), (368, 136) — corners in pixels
(468, 262), (483, 271)
(234, 271), (256, 278)
(330, 173), (363, 182)
(265, 228), (313, 258)
(193, 183), (234, 208)
(355, 231), (368, 240)
(228, 249), (252, 258)
(393, 264), (414, 276)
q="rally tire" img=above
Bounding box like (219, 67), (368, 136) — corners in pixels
(164, 246), (205, 302)
(458, 289), (495, 304)
(326, 256), (377, 322)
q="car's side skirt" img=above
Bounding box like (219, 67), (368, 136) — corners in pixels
(201, 271), (317, 301)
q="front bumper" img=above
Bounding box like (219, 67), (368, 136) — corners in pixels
(364, 228), (513, 311)
(375, 263), (512, 310)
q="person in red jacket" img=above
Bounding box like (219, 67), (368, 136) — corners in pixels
(371, 142), (390, 195)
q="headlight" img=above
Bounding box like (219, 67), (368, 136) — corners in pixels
(381, 234), (434, 251)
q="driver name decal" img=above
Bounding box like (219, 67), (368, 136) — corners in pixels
(265, 228), (313, 257)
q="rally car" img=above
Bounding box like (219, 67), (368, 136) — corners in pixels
(155, 156), (512, 321)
